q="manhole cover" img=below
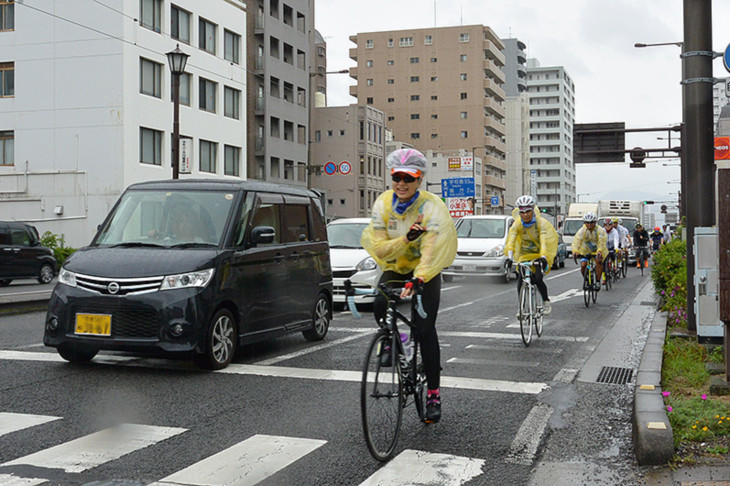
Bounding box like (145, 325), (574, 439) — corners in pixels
(596, 366), (634, 384)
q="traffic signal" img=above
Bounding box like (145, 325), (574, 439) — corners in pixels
(661, 204), (667, 213)
(643, 200), (654, 205)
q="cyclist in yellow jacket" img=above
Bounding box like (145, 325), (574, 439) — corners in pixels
(504, 195), (558, 315)
(571, 212), (608, 291)
(362, 148), (457, 424)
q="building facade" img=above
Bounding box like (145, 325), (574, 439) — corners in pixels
(310, 104), (386, 219)
(245, 0), (313, 185)
(347, 24), (508, 214)
(526, 58), (576, 216)
(0, 0), (247, 247)
(713, 76), (729, 133)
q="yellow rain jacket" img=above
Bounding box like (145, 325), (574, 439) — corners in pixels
(361, 190), (457, 283)
(504, 206), (559, 272)
(571, 223), (608, 257)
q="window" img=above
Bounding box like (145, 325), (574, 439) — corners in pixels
(199, 18), (217, 54)
(430, 57), (437, 62)
(410, 57), (419, 64)
(387, 115), (394, 121)
(460, 92), (467, 99)
(140, 0), (161, 33)
(410, 133), (420, 139)
(424, 35), (432, 45)
(460, 54), (467, 62)
(431, 114), (438, 119)
(365, 39), (373, 48)
(387, 60), (394, 65)
(410, 114), (420, 120)
(0, 130), (13, 165)
(140, 58), (161, 98)
(459, 33), (470, 42)
(410, 95), (419, 101)
(0, 0), (14, 31)
(387, 79), (394, 84)
(171, 5), (191, 43)
(460, 111), (468, 119)
(200, 140), (217, 173)
(366, 60), (373, 67)
(224, 86), (240, 119)
(388, 38), (393, 47)
(199, 78), (217, 112)
(366, 96), (373, 104)
(431, 76), (437, 82)
(282, 204), (310, 242)
(399, 37), (413, 47)
(140, 127), (162, 166)
(224, 30), (241, 64)
(460, 73), (467, 80)
(339, 129), (346, 136)
(431, 95), (437, 100)
(431, 133), (438, 139)
(366, 78), (373, 86)
(461, 131), (468, 138)
(410, 76), (419, 82)
(224, 145), (240, 176)
(327, 129), (333, 137)
(387, 97), (394, 103)
(175, 73), (191, 106)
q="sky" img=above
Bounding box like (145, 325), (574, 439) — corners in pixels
(314, 0), (730, 215)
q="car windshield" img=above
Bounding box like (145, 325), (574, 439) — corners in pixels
(455, 219), (505, 238)
(327, 222), (368, 248)
(93, 189), (237, 248)
(562, 219), (585, 236)
(621, 218), (638, 233)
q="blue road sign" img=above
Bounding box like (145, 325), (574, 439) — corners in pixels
(324, 161), (338, 175)
(441, 177), (475, 198)
(491, 196), (500, 206)
(724, 44), (730, 73)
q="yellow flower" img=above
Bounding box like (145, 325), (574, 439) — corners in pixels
(692, 425), (697, 429)
(703, 426), (709, 431)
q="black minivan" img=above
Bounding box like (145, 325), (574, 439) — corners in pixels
(44, 179), (333, 369)
(0, 221), (57, 286)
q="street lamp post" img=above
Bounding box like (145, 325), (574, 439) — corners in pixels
(166, 44), (190, 180)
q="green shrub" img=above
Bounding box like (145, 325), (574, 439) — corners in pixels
(40, 231), (76, 266)
(651, 236), (688, 328)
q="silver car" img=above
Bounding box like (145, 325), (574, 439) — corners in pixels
(442, 215), (515, 283)
(327, 218), (382, 304)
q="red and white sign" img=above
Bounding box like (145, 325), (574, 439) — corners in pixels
(715, 136), (730, 160)
(339, 161), (352, 175)
(447, 197), (474, 218)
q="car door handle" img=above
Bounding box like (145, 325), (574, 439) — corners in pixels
(274, 254), (284, 263)
(290, 251), (300, 262)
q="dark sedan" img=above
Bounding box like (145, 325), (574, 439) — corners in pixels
(552, 234), (567, 269)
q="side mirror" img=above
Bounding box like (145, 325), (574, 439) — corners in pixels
(251, 225), (275, 245)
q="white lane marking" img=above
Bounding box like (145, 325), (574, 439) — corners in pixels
(505, 403), (553, 465)
(440, 331), (589, 343)
(447, 357), (541, 368)
(255, 329), (371, 365)
(2, 423), (187, 473)
(0, 412), (61, 437)
(548, 288), (584, 303)
(441, 284), (462, 292)
(150, 434), (325, 486)
(466, 344), (563, 354)
(0, 474), (47, 485)
(359, 449), (485, 486)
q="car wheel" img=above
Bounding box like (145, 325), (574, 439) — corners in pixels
(38, 263), (55, 284)
(198, 309), (237, 370)
(442, 274), (453, 283)
(57, 343), (98, 363)
(303, 293), (330, 341)
(0, 279), (11, 287)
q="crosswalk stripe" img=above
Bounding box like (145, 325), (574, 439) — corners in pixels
(358, 449), (485, 485)
(447, 357), (541, 368)
(2, 423), (187, 473)
(150, 434), (326, 486)
(0, 474), (47, 485)
(0, 412), (61, 437)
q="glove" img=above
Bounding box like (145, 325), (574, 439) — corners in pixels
(505, 258), (513, 269)
(404, 277), (424, 291)
(406, 223), (426, 241)
(537, 256), (548, 271)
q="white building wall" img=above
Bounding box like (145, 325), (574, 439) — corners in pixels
(0, 0), (246, 247)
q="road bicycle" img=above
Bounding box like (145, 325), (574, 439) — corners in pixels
(619, 248), (629, 278)
(602, 255), (613, 291)
(345, 279), (428, 462)
(636, 245), (650, 276)
(516, 261), (544, 347)
(577, 254), (598, 307)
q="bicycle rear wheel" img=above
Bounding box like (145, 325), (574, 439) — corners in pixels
(533, 287), (543, 337)
(621, 254), (628, 278)
(519, 284), (532, 346)
(591, 268), (598, 303)
(583, 270), (591, 308)
(604, 263), (612, 291)
(361, 330), (403, 461)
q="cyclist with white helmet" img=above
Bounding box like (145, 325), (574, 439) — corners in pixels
(362, 148), (457, 424)
(572, 212), (608, 290)
(504, 195), (559, 315)
(612, 218), (631, 257)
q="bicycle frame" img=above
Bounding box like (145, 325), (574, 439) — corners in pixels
(516, 261), (543, 346)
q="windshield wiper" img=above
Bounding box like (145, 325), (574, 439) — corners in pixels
(168, 242), (217, 248)
(108, 241), (166, 248)
(329, 244), (359, 249)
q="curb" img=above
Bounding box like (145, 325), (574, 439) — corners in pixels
(633, 309), (674, 466)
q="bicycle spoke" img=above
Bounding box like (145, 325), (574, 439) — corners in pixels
(519, 283), (532, 346)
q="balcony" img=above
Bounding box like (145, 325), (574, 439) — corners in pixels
(484, 98), (506, 119)
(483, 116), (505, 136)
(485, 135), (506, 155)
(349, 85), (358, 98)
(483, 40), (506, 66)
(484, 175), (507, 191)
(483, 78), (505, 102)
(254, 54), (264, 76)
(484, 154), (507, 172)
(254, 95), (264, 114)
(484, 59), (506, 84)
(349, 47), (358, 62)
(254, 13), (264, 34)
(254, 136), (264, 156)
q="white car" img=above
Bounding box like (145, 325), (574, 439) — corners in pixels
(327, 218), (382, 304)
(442, 215), (515, 283)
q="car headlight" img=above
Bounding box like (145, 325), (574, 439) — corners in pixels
(160, 268), (215, 290)
(356, 256), (377, 272)
(485, 245), (504, 257)
(58, 267), (77, 287)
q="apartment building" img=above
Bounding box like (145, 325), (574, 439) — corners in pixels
(348, 24), (508, 214)
(501, 38), (530, 209)
(310, 104), (386, 219)
(713, 77), (729, 132)
(245, 0), (313, 185)
(526, 58), (576, 216)
(0, 0), (247, 247)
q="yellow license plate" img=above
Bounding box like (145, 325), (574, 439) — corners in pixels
(75, 313), (112, 336)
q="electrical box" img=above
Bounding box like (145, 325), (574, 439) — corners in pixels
(694, 227), (722, 343)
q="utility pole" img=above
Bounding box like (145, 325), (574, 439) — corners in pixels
(683, 0), (715, 333)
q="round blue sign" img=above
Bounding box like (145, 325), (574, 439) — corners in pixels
(724, 44), (730, 73)
(324, 161), (338, 175)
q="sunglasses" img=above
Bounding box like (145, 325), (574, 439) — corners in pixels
(392, 174), (417, 183)
(518, 207), (532, 213)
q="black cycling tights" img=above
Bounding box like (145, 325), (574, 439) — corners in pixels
(516, 265), (549, 302)
(373, 270), (441, 391)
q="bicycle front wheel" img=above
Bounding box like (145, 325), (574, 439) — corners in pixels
(583, 271), (591, 308)
(621, 255), (628, 278)
(519, 283), (533, 346)
(361, 330), (403, 461)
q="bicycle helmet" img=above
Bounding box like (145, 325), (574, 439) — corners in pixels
(603, 218), (613, 226)
(515, 195), (535, 210)
(611, 217), (619, 224)
(583, 212), (598, 223)
(386, 148), (428, 177)
(654, 227), (661, 232)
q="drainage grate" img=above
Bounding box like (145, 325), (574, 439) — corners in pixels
(639, 301), (656, 306)
(596, 366), (634, 385)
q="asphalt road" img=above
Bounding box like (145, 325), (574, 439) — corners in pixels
(0, 264), (655, 485)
